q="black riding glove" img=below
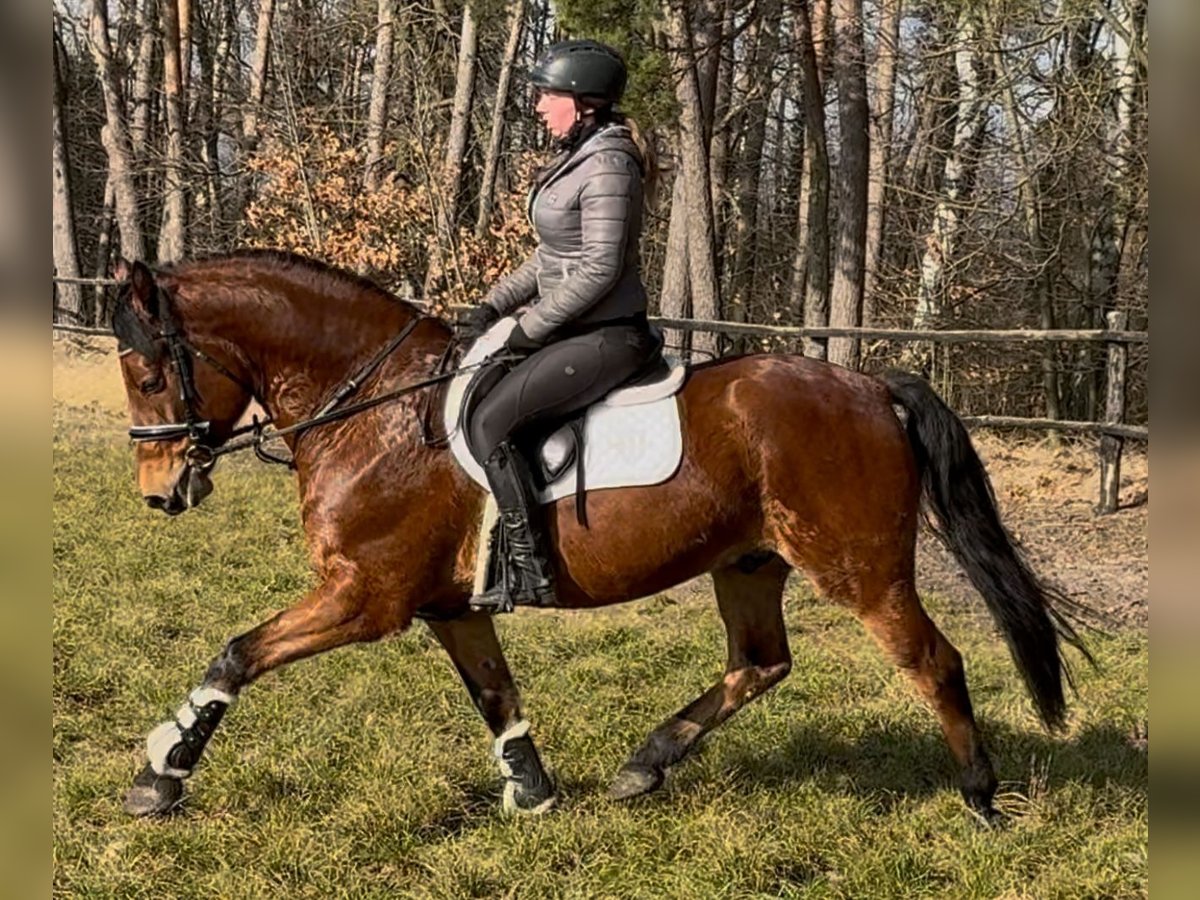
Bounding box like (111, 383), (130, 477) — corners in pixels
(456, 304), (500, 342)
(505, 323), (543, 355)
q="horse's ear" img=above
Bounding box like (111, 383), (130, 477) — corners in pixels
(127, 260), (158, 320)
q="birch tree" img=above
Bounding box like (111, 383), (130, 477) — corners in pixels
(243, 0), (275, 152)
(158, 0), (187, 261)
(53, 30), (84, 322)
(89, 0), (144, 261)
(128, 0), (157, 162)
(914, 6), (991, 328)
(363, 0), (396, 191)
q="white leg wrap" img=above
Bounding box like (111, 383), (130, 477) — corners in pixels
(146, 687), (237, 778)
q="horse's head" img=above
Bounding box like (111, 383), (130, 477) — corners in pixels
(113, 259), (255, 515)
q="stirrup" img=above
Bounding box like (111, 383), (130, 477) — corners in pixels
(468, 582), (556, 614)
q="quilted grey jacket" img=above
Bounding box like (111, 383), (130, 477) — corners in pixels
(483, 124), (647, 343)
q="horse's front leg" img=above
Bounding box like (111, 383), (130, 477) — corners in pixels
(124, 560), (384, 816)
(425, 611), (557, 814)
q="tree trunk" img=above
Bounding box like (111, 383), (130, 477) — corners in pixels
(93, 177), (116, 322)
(475, 0), (525, 237)
(426, 2), (478, 294)
(792, 0), (832, 311)
(992, 7), (1060, 423)
(709, 0), (735, 259)
(129, 0), (157, 163)
(863, 0), (901, 323)
(826, 0), (870, 370)
(914, 7), (990, 328)
(53, 35), (85, 324)
(159, 0), (187, 261)
(206, 0), (235, 245)
(243, 0), (275, 151)
(89, 0), (145, 261)
(364, 0), (396, 191)
(729, 0), (780, 346)
(235, 0), (275, 236)
(666, 0), (721, 359)
(659, 173), (692, 354)
(179, 0), (193, 100)
(790, 0), (830, 359)
(1086, 0), (1146, 414)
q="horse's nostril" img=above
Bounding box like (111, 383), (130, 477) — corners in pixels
(145, 495), (168, 510)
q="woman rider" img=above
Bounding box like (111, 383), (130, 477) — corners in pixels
(458, 39), (661, 612)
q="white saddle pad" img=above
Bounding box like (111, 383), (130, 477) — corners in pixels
(445, 317), (686, 504)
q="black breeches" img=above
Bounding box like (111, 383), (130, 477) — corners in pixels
(468, 324), (659, 463)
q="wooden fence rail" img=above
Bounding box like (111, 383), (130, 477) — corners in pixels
(52, 278), (1147, 508)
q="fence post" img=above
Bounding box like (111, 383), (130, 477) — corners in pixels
(1098, 310), (1128, 513)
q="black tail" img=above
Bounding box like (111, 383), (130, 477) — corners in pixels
(882, 370), (1093, 731)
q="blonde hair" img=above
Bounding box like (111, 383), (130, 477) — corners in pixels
(624, 116), (660, 212)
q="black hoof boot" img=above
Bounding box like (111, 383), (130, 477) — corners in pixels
(608, 763), (665, 801)
(495, 723), (557, 815)
(123, 763), (185, 817)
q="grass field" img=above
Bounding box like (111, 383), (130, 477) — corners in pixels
(53, 400), (1147, 898)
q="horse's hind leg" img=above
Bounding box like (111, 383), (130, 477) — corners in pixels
(856, 581), (1000, 823)
(425, 612), (557, 814)
(609, 554), (793, 800)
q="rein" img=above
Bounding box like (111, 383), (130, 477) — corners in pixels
(130, 308), (491, 470)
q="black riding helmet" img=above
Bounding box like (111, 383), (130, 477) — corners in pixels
(528, 39), (627, 105)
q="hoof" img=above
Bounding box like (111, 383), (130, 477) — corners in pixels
(123, 764), (184, 817)
(501, 778), (558, 816)
(607, 764), (664, 801)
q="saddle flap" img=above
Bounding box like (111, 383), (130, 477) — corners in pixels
(446, 316), (685, 504)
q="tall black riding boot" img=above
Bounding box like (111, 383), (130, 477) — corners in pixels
(469, 441), (556, 613)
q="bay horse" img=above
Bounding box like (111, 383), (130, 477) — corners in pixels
(111, 251), (1088, 824)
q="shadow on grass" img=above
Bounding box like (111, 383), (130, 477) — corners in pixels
(411, 782), (499, 844)
(711, 719), (1146, 804)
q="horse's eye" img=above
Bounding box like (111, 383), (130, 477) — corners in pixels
(139, 376), (165, 395)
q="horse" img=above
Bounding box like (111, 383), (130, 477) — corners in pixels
(109, 250), (1088, 824)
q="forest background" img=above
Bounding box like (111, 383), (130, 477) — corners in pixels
(51, 0), (1148, 424)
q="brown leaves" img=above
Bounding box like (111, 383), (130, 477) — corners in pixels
(243, 128), (538, 304)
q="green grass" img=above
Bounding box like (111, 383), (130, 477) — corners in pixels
(53, 405), (1147, 898)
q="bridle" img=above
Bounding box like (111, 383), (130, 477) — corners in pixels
(120, 284), (487, 471)
(122, 289), (263, 469)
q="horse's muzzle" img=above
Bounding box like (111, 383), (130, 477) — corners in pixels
(144, 466), (214, 516)
(146, 492), (188, 516)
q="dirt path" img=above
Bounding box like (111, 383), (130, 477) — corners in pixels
(916, 434), (1147, 628)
